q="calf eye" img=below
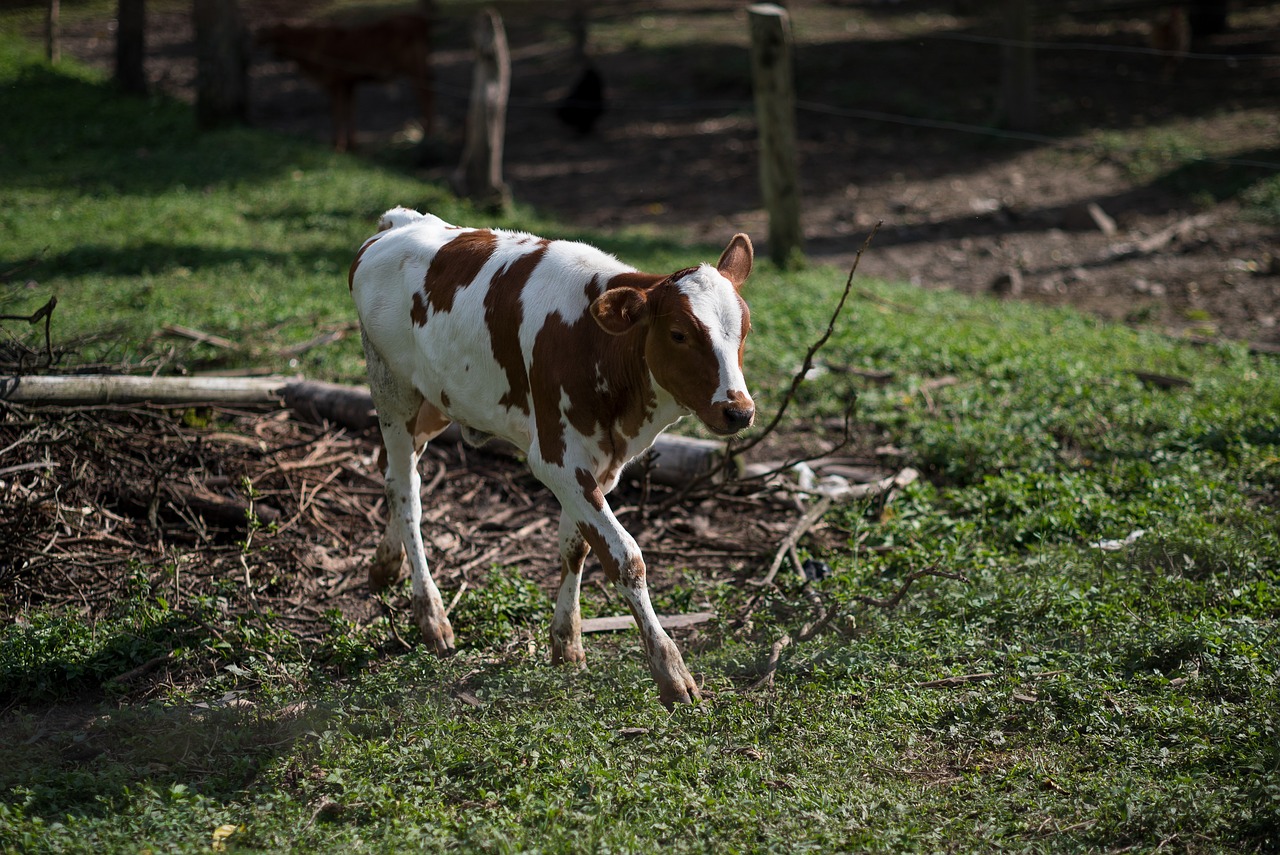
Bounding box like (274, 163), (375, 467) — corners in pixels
(670, 330), (687, 344)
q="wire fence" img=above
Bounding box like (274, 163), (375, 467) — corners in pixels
(250, 6), (1280, 175)
(423, 76), (1280, 176)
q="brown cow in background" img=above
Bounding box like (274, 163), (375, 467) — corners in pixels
(257, 12), (433, 152)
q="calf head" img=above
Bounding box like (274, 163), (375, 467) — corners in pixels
(591, 234), (755, 435)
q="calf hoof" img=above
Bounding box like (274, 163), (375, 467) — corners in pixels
(368, 539), (405, 591)
(412, 596), (456, 657)
(550, 637), (586, 667)
(657, 669), (701, 709)
(651, 638), (700, 709)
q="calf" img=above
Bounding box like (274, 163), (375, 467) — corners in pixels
(349, 208), (755, 706)
(257, 14), (433, 153)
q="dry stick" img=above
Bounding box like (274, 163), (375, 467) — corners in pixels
(727, 393), (860, 494)
(663, 222), (882, 509)
(745, 634), (792, 691)
(850, 565), (970, 610)
(759, 468), (919, 587)
(741, 565), (969, 693)
(761, 494), (833, 586)
(0, 295), (58, 368)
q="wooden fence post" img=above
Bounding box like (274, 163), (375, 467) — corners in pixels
(999, 0), (1036, 130)
(748, 3), (803, 268)
(193, 0), (248, 130)
(115, 0), (147, 95)
(454, 8), (512, 212)
(45, 0), (60, 64)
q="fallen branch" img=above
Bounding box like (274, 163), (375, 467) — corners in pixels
(760, 468), (919, 586)
(159, 323), (239, 350)
(1100, 212), (1214, 263)
(761, 495), (832, 586)
(741, 564), (968, 693)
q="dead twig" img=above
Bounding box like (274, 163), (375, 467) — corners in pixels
(852, 565), (970, 610)
(761, 495), (833, 586)
(913, 672), (995, 688)
(744, 634), (791, 691)
(0, 295), (58, 370)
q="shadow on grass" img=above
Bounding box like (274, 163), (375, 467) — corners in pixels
(0, 65), (338, 195)
(0, 696), (330, 824)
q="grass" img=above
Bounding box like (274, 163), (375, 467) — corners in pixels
(2, 23), (1279, 855)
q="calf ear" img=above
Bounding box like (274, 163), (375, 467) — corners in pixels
(717, 233), (753, 290)
(591, 287), (649, 335)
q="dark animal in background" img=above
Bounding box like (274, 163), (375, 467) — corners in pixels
(1148, 4), (1191, 80)
(555, 62), (606, 136)
(257, 13), (434, 153)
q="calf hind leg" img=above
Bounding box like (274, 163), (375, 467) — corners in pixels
(364, 341), (455, 654)
(550, 510), (588, 666)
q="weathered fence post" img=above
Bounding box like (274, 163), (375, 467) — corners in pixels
(115, 0), (147, 95)
(193, 0), (248, 130)
(454, 8), (512, 212)
(999, 0), (1036, 130)
(45, 0), (60, 64)
(748, 2), (803, 268)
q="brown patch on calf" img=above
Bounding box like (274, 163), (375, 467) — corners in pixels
(575, 467), (605, 511)
(530, 279), (656, 469)
(418, 230), (498, 318)
(347, 235), (380, 291)
(484, 241), (548, 415)
(647, 290), (720, 417)
(411, 291), (429, 327)
(577, 521), (645, 588)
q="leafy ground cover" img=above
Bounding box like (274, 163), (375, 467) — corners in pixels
(2, 22), (1279, 854)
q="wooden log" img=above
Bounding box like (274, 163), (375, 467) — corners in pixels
(4, 375), (730, 485)
(281, 380), (377, 429)
(2, 374), (296, 406)
(748, 3), (803, 268)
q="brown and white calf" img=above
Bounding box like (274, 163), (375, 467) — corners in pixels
(349, 208), (755, 707)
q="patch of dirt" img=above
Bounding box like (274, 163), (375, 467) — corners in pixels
(0, 400), (881, 698)
(49, 0), (1280, 345)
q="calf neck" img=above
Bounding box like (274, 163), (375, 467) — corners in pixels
(349, 208), (755, 707)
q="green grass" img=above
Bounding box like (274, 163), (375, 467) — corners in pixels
(2, 25), (1279, 855)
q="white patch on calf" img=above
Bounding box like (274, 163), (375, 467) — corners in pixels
(676, 264), (748, 404)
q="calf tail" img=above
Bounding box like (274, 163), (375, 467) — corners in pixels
(378, 206), (427, 232)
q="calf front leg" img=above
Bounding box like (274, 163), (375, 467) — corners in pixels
(533, 456), (699, 708)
